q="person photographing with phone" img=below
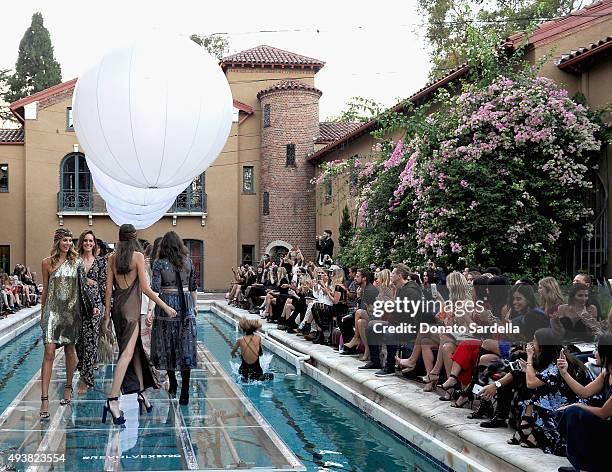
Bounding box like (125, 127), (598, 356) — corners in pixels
(477, 328), (588, 455)
(556, 334), (612, 472)
(316, 230), (334, 267)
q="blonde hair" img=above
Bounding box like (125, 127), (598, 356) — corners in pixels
(447, 271), (469, 303)
(276, 266), (288, 281)
(49, 235), (78, 267)
(239, 316), (262, 334)
(376, 269), (392, 288)
(538, 276), (564, 313)
(330, 267), (345, 287)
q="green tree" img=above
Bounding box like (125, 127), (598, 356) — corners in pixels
(327, 96), (383, 123)
(338, 206), (354, 249)
(0, 69), (13, 125)
(4, 12), (62, 104)
(190, 34), (230, 60)
(417, 0), (585, 77)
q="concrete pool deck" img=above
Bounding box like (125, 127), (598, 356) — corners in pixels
(205, 299), (572, 472)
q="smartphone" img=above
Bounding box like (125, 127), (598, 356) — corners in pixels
(472, 384), (484, 396)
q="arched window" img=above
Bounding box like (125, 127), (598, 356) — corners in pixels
(59, 153), (92, 211)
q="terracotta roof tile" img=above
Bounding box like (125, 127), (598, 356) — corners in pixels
(308, 64), (471, 162)
(557, 36), (612, 73)
(221, 45), (324, 70)
(504, 0), (612, 48)
(317, 122), (363, 143)
(0, 128), (24, 144)
(257, 80), (322, 99)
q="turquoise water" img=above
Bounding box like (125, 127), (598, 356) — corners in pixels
(0, 312), (448, 471)
(198, 312), (446, 472)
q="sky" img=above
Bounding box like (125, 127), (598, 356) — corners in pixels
(0, 0), (432, 120)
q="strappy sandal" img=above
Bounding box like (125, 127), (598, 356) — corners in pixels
(517, 417), (538, 448)
(439, 374), (459, 401)
(421, 373), (440, 392)
(40, 395), (50, 421)
(59, 384), (73, 406)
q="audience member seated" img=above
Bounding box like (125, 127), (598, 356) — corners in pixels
(557, 333), (612, 472)
(552, 283), (602, 342)
(340, 268), (379, 359)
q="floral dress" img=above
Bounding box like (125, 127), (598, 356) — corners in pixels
(517, 363), (586, 455)
(76, 256), (107, 387)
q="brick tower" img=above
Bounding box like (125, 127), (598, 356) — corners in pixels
(257, 80), (322, 261)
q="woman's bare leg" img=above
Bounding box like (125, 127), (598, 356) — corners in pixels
(108, 325), (140, 416)
(356, 318), (369, 361)
(63, 344), (77, 401)
(40, 343), (56, 414)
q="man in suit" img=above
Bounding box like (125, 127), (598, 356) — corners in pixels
(316, 230), (334, 266)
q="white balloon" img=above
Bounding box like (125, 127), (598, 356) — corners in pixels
(106, 201), (171, 229)
(88, 159), (185, 209)
(73, 33), (232, 189)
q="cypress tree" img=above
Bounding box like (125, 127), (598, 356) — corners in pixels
(5, 12), (62, 103)
(338, 206), (354, 248)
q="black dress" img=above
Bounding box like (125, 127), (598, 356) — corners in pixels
(558, 373), (611, 471)
(271, 277), (290, 322)
(238, 335), (273, 382)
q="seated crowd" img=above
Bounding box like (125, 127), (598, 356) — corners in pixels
(226, 249), (611, 471)
(1, 264), (41, 317)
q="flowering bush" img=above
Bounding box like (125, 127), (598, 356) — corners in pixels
(316, 74), (603, 277)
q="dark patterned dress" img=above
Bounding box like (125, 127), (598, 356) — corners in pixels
(150, 258), (198, 370)
(76, 256), (107, 387)
(517, 363), (586, 455)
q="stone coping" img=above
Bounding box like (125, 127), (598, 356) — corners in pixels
(201, 300), (572, 472)
(0, 305), (40, 348)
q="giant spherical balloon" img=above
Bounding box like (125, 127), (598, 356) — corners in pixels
(73, 33), (232, 189)
(106, 201), (172, 229)
(88, 159), (186, 209)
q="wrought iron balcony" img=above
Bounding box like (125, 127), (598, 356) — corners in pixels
(57, 190), (93, 212)
(171, 191), (207, 213)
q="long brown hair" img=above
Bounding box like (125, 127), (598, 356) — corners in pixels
(114, 224), (143, 275)
(77, 230), (98, 257)
(49, 228), (78, 267)
(158, 231), (188, 271)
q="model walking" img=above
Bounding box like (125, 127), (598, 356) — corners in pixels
(39, 228), (94, 420)
(149, 231), (198, 405)
(76, 230), (107, 394)
(102, 224), (176, 425)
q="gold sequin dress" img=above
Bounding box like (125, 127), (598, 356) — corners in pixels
(41, 259), (84, 346)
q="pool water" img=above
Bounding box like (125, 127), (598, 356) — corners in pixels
(0, 311), (447, 472)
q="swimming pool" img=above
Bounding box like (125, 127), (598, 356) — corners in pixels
(0, 310), (448, 471)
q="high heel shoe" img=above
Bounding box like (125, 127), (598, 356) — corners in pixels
(59, 384), (73, 406)
(420, 373), (440, 392)
(451, 389), (474, 409)
(40, 395), (50, 421)
(102, 397), (125, 425)
(467, 398), (494, 419)
(137, 391), (153, 414)
(439, 374), (459, 401)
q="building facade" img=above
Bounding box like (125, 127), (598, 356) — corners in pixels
(0, 45), (343, 290)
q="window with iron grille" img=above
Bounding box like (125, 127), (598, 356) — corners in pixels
(174, 173), (206, 212)
(59, 153), (92, 211)
(324, 179), (333, 204)
(263, 192), (270, 215)
(263, 104), (271, 128)
(0, 164), (8, 192)
(242, 245), (255, 265)
(242, 166), (254, 193)
(286, 143), (296, 167)
(66, 107), (74, 131)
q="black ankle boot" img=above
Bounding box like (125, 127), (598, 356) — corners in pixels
(179, 369), (191, 405)
(167, 370), (177, 397)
